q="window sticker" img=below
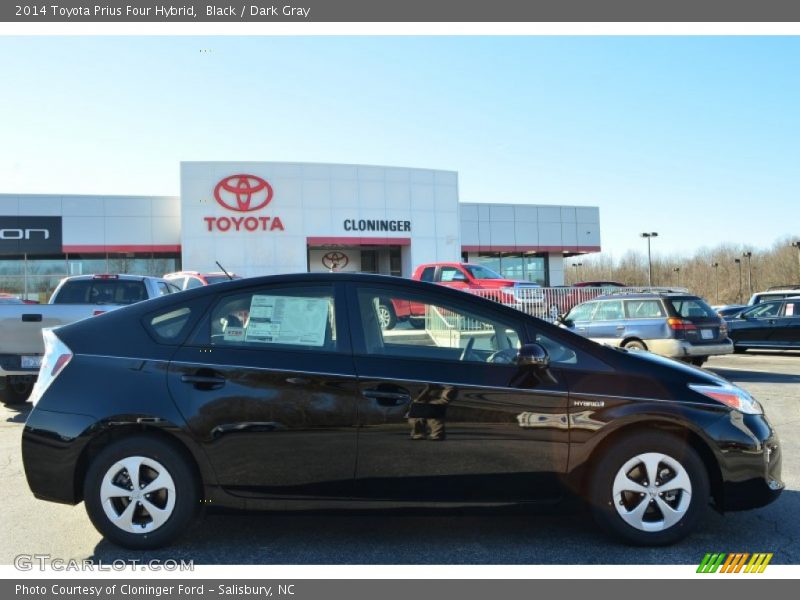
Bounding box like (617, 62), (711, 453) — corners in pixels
(244, 295), (330, 347)
(786, 303), (795, 316)
(223, 326), (245, 341)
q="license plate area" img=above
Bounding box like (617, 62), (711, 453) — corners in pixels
(21, 355), (42, 369)
(700, 329), (714, 340)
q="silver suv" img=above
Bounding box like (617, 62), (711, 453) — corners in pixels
(560, 292), (733, 366)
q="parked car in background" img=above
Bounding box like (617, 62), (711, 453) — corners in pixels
(0, 293), (38, 304)
(560, 292), (732, 366)
(747, 286), (800, 305)
(556, 281), (627, 314)
(376, 262), (542, 329)
(22, 272), (782, 549)
(0, 274), (179, 405)
(712, 304), (747, 318)
(725, 297), (800, 352)
(163, 270), (240, 290)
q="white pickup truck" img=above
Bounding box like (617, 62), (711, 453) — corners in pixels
(0, 274), (179, 404)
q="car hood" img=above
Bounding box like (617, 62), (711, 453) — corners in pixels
(620, 346), (729, 386)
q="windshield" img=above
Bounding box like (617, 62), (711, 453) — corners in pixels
(669, 297), (717, 320)
(464, 265), (504, 280)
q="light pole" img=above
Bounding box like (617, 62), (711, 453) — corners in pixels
(742, 251), (753, 297)
(572, 262), (583, 283)
(792, 241), (800, 282)
(672, 267), (680, 288)
(640, 232), (658, 286)
(734, 258), (742, 304)
(712, 262), (719, 304)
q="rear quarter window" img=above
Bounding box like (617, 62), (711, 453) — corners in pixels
(145, 306), (194, 344)
(669, 298), (717, 319)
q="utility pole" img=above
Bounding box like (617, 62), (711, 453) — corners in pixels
(672, 267), (680, 288)
(640, 232), (658, 286)
(734, 258), (742, 304)
(572, 262), (582, 283)
(742, 251), (753, 297)
(712, 262), (719, 304)
(792, 241), (800, 282)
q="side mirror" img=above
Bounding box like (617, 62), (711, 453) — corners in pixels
(738, 312), (750, 320)
(517, 343), (550, 368)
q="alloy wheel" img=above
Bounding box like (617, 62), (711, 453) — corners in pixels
(612, 452), (692, 532)
(100, 456), (176, 534)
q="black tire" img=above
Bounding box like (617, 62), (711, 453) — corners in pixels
(377, 300), (397, 330)
(83, 434), (199, 550)
(690, 357), (707, 367)
(733, 345), (747, 354)
(408, 317), (426, 329)
(588, 430), (710, 546)
(0, 377), (33, 405)
(623, 339), (647, 351)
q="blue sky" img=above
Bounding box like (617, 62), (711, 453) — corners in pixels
(0, 36), (798, 257)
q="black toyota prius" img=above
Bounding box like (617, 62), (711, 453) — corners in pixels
(22, 273), (783, 549)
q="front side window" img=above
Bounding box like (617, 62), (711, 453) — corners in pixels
(743, 302), (782, 318)
(566, 301), (597, 322)
(355, 287), (522, 365)
(210, 286), (337, 351)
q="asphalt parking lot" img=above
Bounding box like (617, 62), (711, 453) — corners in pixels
(1, 351), (799, 565)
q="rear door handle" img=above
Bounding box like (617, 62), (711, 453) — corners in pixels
(180, 373), (226, 388)
(362, 389), (411, 406)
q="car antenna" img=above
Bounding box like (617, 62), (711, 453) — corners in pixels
(215, 261), (234, 280)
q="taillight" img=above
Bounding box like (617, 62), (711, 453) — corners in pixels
(719, 321), (728, 336)
(28, 329), (73, 407)
(667, 317), (697, 331)
(92, 274), (119, 280)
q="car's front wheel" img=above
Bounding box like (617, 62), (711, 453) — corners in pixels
(83, 435), (198, 549)
(588, 431), (709, 546)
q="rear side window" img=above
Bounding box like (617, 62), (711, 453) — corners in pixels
(53, 279), (148, 305)
(593, 300), (623, 321)
(210, 286), (338, 352)
(419, 267), (435, 282)
(146, 306), (193, 343)
(625, 300), (665, 318)
(669, 298), (717, 319)
(785, 302), (800, 317)
(186, 278), (204, 289)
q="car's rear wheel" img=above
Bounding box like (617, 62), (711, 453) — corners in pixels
(588, 431), (709, 546)
(623, 339), (647, 351)
(83, 435), (198, 549)
(0, 376), (33, 405)
(733, 345), (747, 354)
(408, 317), (426, 329)
(377, 300), (397, 330)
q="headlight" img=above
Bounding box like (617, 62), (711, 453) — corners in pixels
(689, 383), (763, 415)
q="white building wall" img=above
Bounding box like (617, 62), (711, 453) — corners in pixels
(180, 162), (461, 278)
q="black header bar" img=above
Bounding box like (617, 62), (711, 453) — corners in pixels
(4, 1), (800, 22)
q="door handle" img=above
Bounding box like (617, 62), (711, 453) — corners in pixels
(615, 325), (625, 330)
(180, 373), (226, 389)
(362, 389), (411, 406)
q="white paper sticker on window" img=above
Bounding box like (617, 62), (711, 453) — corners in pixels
(244, 295), (330, 347)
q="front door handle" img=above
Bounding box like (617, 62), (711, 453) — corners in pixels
(362, 388), (411, 406)
(180, 372), (226, 389)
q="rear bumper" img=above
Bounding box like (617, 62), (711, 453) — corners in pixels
(646, 338), (733, 358)
(21, 408), (97, 505)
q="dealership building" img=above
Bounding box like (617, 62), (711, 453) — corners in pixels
(0, 162), (601, 300)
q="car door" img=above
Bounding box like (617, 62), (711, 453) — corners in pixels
(563, 301), (598, 338)
(347, 282), (570, 503)
(166, 282), (359, 497)
(772, 300), (800, 347)
(731, 301), (782, 345)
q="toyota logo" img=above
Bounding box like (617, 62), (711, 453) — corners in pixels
(214, 174), (273, 212)
(322, 251), (349, 270)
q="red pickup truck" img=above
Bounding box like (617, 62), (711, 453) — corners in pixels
(376, 262), (543, 329)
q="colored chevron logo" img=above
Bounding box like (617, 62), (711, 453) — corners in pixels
(697, 552), (773, 573)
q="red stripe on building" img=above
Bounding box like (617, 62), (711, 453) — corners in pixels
(307, 237), (411, 247)
(461, 245), (601, 253)
(62, 245), (182, 253)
